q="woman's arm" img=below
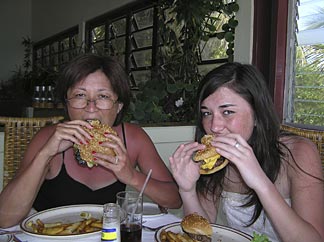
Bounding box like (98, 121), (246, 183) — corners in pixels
(0, 127), (54, 227)
(94, 123), (182, 209)
(0, 120), (93, 228)
(123, 124), (182, 209)
(215, 134), (324, 242)
(169, 141), (217, 221)
(259, 138), (324, 242)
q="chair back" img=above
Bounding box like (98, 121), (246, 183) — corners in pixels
(281, 124), (324, 174)
(0, 116), (64, 188)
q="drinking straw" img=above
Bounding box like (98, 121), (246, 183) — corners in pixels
(131, 169), (152, 218)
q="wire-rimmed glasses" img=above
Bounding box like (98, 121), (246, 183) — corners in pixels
(66, 97), (118, 110)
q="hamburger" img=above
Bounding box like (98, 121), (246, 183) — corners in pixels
(73, 119), (117, 168)
(193, 134), (229, 174)
(181, 213), (212, 242)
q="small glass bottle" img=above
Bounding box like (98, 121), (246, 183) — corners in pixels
(32, 86), (41, 108)
(46, 86), (55, 108)
(39, 85), (47, 108)
(101, 203), (121, 242)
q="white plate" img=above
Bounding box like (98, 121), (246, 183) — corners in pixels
(154, 222), (252, 242)
(0, 234), (13, 242)
(20, 204), (103, 240)
(143, 202), (165, 218)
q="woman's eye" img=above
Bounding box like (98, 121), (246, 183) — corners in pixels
(201, 111), (211, 117)
(74, 93), (86, 98)
(223, 110), (234, 115)
(98, 94), (110, 100)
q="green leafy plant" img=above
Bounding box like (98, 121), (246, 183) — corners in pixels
(127, 0), (239, 124)
(0, 37), (59, 106)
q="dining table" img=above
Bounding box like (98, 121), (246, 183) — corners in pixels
(1, 209), (182, 242)
(1, 205), (254, 242)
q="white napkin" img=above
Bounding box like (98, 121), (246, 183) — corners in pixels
(143, 213), (181, 228)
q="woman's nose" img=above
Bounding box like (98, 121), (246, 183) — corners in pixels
(85, 100), (98, 111)
(210, 117), (225, 133)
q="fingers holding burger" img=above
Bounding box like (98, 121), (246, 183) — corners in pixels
(74, 119), (117, 168)
(193, 134), (229, 175)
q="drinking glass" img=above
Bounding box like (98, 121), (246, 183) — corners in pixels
(116, 191), (142, 242)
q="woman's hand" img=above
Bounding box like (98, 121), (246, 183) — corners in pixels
(212, 134), (268, 191)
(169, 142), (205, 193)
(92, 133), (137, 184)
(42, 120), (93, 157)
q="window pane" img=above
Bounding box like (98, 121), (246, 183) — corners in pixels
(133, 29), (153, 48)
(111, 18), (126, 36)
(133, 8), (153, 30)
(51, 42), (59, 54)
(92, 41), (106, 54)
(91, 25), (105, 42)
(43, 46), (49, 57)
(131, 70), (151, 86)
(60, 38), (70, 52)
(131, 49), (152, 68)
(111, 37), (125, 54)
(200, 37), (228, 60)
(286, 0), (324, 126)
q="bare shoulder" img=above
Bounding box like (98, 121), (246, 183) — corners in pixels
(18, 124), (58, 171)
(30, 124), (57, 143)
(122, 123), (151, 139)
(280, 134), (322, 177)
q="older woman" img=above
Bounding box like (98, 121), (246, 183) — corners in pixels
(0, 54), (181, 228)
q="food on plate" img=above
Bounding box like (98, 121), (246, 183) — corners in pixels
(159, 213), (212, 242)
(159, 230), (195, 242)
(26, 212), (102, 235)
(180, 213), (212, 242)
(73, 119), (117, 168)
(251, 232), (271, 242)
(193, 134), (229, 174)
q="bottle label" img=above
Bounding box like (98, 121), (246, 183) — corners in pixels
(101, 227), (118, 241)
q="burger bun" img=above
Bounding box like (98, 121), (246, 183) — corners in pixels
(181, 213), (212, 242)
(74, 119), (117, 168)
(193, 135), (229, 175)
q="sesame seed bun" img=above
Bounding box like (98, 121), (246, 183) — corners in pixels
(73, 119), (116, 168)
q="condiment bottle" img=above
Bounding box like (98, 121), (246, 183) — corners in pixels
(101, 203), (121, 242)
(46, 85), (55, 108)
(32, 86), (41, 108)
(39, 85), (47, 108)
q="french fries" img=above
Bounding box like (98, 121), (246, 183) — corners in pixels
(159, 229), (195, 242)
(26, 212), (102, 236)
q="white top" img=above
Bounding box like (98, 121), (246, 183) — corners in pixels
(220, 191), (291, 242)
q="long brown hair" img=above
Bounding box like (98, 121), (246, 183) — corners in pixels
(195, 62), (283, 225)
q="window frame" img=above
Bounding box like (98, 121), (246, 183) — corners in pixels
(33, 26), (79, 72)
(85, 0), (233, 90)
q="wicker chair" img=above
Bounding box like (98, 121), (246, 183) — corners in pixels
(281, 124), (324, 174)
(0, 116), (64, 188)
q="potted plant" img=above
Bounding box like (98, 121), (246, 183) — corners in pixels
(127, 0), (239, 125)
(0, 37), (61, 116)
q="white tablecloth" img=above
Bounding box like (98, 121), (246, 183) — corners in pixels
(6, 213), (181, 242)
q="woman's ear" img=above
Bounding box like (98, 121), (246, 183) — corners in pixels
(117, 103), (124, 114)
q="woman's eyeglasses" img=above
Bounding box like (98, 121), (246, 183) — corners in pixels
(66, 97), (118, 110)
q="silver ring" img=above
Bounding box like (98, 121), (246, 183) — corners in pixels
(115, 156), (119, 164)
(234, 141), (240, 148)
